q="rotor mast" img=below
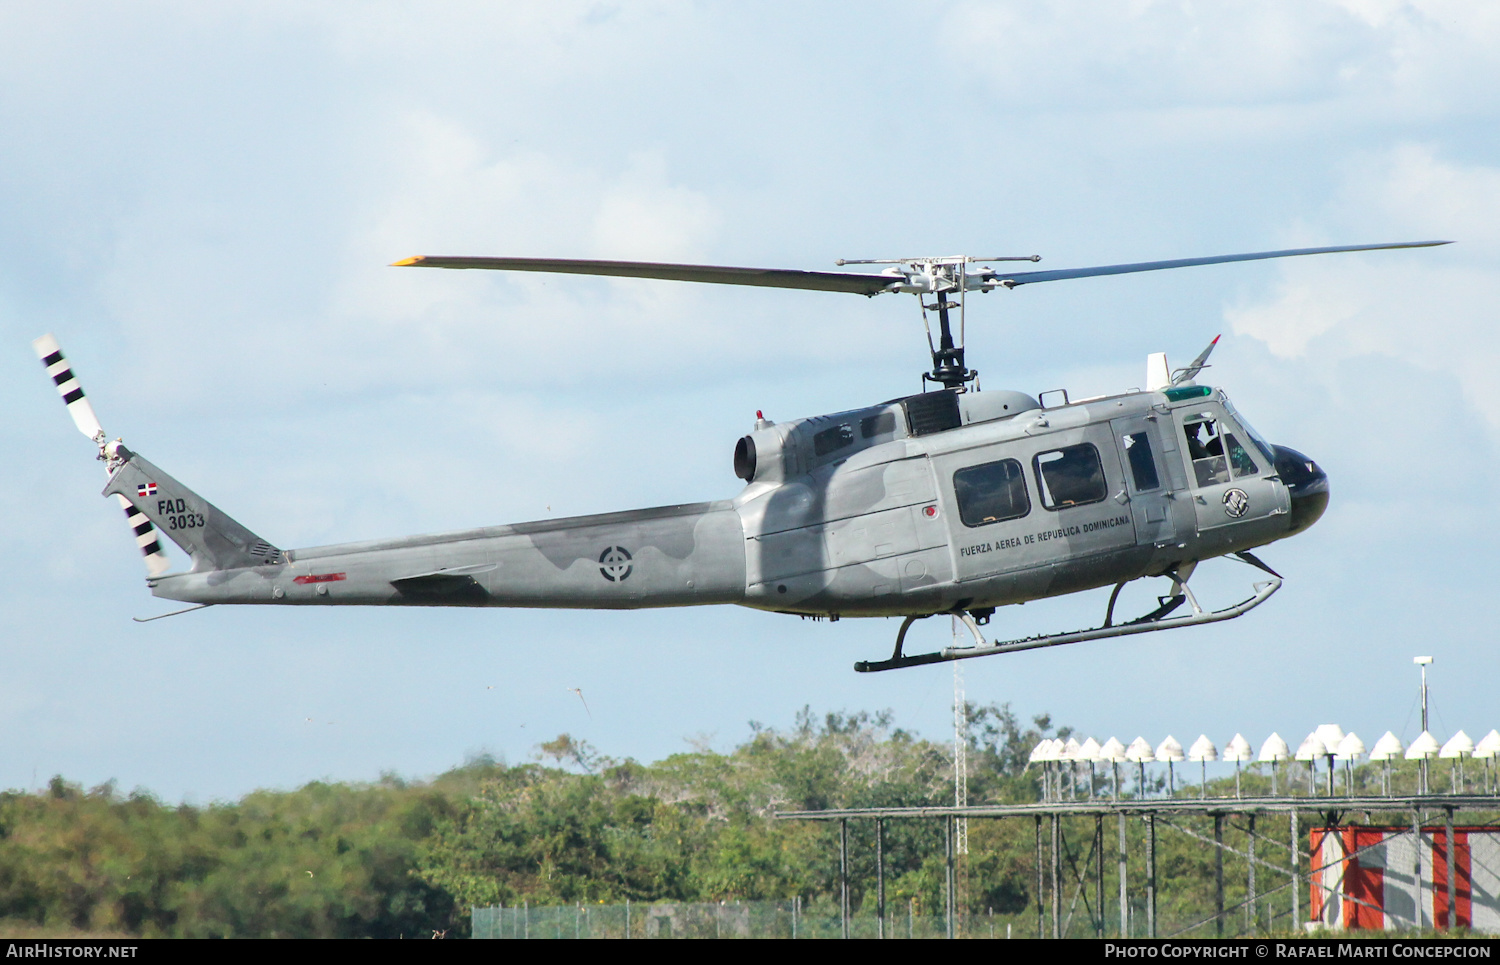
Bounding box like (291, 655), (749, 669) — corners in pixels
(837, 255), (1040, 391)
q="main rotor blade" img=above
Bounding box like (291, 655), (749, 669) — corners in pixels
(392, 256), (897, 296)
(992, 240), (1451, 287)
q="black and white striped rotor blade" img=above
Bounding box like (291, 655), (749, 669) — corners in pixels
(32, 334), (105, 441)
(116, 494), (172, 577)
(33, 334), (172, 577)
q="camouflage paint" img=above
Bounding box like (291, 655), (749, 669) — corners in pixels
(110, 385), (1321, 621)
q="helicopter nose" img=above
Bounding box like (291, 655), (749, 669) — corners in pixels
(1272, 445), (1329, 536)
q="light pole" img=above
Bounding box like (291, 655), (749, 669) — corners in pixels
(1415, 656), (1433, 795)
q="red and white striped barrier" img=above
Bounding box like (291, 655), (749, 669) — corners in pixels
(1311, 826), (1500, 931)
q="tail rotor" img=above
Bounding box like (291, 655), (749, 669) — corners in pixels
(34, 334), (106, 446)
(33, 335), (172, 577)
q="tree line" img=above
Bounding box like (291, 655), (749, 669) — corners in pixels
(1, 706), (1479, 937)
(0, 705), (1061, 937)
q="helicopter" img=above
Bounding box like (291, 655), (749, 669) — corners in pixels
(34, 239), (1446, 672)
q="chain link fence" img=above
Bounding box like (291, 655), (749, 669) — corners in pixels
(472, 901), (969, 939)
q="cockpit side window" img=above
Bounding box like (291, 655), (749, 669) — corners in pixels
(1223, 432), (1260, 478)
(953, 459), (1030, 527)
(1033, 444), (1107, 510)
(1183, 416), (1230, 487)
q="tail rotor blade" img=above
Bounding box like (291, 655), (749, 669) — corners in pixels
(116, 494), (172, 577)
(33, 334), (172, 577)
(32, 334), (105, 442)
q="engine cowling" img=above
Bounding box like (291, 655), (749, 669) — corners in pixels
(733, 423), (797, 484)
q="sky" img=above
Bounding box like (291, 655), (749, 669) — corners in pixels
(3, 0), (1497, 801)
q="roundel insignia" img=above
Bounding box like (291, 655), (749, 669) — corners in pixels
(598, 546), (633, 582)
(1222, 488), (1250, 518)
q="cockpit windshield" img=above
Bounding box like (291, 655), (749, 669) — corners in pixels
(1220, 393), (1276, 464)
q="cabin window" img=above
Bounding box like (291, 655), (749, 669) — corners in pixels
(1033, 444), (1107, 510)
(953, 459), (1030, 527)
(861, 411), (896, 439)
(1183, 416), (1229, 487)
(1122, 432), (1160, 492)
(813, 423), (855, 456)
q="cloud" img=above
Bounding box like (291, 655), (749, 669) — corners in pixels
(943, 0), (1500, 124)
(8, 1), (1500, 801)
(1226, 143), (1500, 428)
(591, 153), (719, 261)
(945, 1), (1379, 105)
(316, 114), (724, 396)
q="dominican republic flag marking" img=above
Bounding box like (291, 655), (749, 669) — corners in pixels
(138, 482), (157, 497)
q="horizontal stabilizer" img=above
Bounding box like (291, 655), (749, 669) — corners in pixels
(390, 569), (492, 604)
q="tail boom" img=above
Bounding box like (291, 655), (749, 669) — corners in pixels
(146, 502), (748, 609)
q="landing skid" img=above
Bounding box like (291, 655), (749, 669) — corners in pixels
(854, 552), (1283, 673)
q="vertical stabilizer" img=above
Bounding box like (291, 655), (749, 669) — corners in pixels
(102, 447), (281, 572)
